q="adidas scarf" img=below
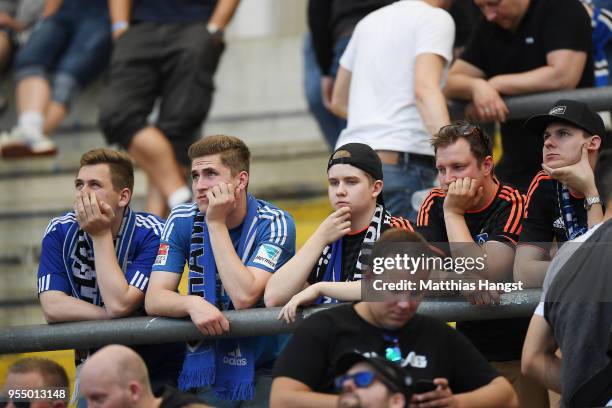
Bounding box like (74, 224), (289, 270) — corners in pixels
(313, 203), (392, 304)
(179, 194), (259, 401)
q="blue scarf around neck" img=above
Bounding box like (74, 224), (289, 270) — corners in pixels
(179, 194), (259, 401)
(62, 207), (136, 304)
(558, 183), (588, 240)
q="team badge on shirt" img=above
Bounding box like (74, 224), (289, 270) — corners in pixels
(154, 243), (169, 266)
(253, 243), (282, 269)
(475, 232), (489, 245)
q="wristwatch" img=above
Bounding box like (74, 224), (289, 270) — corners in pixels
(584, 196), (602, 211)
(207, 23), (224, 38)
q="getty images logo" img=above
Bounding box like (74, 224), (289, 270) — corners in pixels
(223, 346), (247, 366)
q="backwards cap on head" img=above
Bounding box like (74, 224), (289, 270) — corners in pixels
(328, 143), (385, 205)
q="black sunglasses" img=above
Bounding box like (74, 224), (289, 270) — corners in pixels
(439, 122), (491, 155)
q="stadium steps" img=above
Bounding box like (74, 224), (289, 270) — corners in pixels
(0, 0), (334, 326)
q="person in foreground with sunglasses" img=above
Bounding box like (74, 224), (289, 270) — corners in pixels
(269, 229), (518, 408)
(1, 357), (68, 408)
(334, 351), (413, 408)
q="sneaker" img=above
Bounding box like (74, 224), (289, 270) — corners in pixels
(0, 127), (57, 158)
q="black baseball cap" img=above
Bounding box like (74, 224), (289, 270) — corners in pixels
(328, 143), (384, 181)
(328, 143), (385, 205)
(524, 99), (606, 137)
(334, 351), (412, 397)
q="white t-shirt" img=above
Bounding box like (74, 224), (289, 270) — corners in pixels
(534, 222), (603, 316)
(335, 0), (455, 155)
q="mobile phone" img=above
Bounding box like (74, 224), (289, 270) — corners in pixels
(414, 379), (437, 393)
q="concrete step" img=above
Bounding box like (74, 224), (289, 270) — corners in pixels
(0, 112), (329, 174)
(0, 303), (44, 327)
(0, 132), (327, 215)
(0, 264), (38, 301)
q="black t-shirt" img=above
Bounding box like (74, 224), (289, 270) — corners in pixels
(273, 304), (499, 393)
(132, 0), (217, 23)
(520, 171), (588, 250)
(416, 181), (523, 246)
(460, 0), (594, 191)
(415, 181), (528, 361)
(308, 217), (413, 284)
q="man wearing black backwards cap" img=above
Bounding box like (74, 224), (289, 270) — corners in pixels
(514, 99), (605, 288)
(335, 352), (412, 408)
(270, 229), (518, 408)
(265, 143), (413, 319)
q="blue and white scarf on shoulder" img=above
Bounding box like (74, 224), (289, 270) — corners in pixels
(179, 194), (259, 401)
(62, 207), (137, 304)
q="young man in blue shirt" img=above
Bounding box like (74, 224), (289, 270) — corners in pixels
(146, 135), (296, 407)
(37, 147), (182, 388)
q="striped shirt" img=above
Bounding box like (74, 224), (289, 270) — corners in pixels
(37, 209), (164, 305)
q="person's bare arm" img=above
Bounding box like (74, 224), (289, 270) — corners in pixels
(108, 0), (131, 39)
(204, 183), (276, 309)
(108, 0), (130, 23)
(330, 66), (351, 119)
(145, 271), (230, 336)
(443, 179), (515, 283)
(208, 0), (240, 30)
(270, 377), (338, 408)
(454, 377), (519, 408)
(265, 207), (351, 307)
(91, 233), (145, 317)
(278, 281), (361, 323)
(76, 192), (144, 318)
(412, 377), (518, 408)
(521, 314), (562, 393)
(414, 53), (450, 136)
(42, 0), (63, 18)
(489, 49), (587, 95)
(39, 291), (108, 323)
(444, 59), (487, 100)
(513, 245), (550, 288)
(444, 59), (508, 123)
(208, 222), (273, 309)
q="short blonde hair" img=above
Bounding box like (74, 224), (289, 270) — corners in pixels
(188, 135), (250, 176)
(79, 148), (134, 192)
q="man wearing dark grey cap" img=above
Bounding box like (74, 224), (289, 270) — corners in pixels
(514, 99), (605, 288)
(265, 143), (412, 320)
(334, 351), (412, 408)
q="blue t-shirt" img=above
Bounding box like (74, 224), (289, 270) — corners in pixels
(132, 0), (217, 23)
(37, 210), (164, 306)
(152, 201), (296, 366)
(56, 0), (109, 20)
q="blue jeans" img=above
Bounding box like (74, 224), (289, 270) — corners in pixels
(382, 154), (437, 222)
(196, 367), (273, 408)
(303, 33), (350, 150)
(14, 14), (111, 104)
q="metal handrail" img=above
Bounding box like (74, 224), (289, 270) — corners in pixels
(0, 290), (541, 354)
(448, 86), (612, 120)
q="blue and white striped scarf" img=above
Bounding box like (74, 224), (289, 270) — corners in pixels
(179, 194), (259, 401)
(62, 207), (137, 304)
